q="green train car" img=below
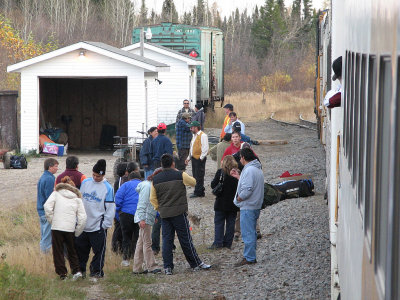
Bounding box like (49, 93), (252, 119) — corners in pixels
(132, 22), (224, 108)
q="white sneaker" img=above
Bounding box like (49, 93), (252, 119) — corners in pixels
(121, 260), (130, 267)
(72, 272), (82, 281)
(193, 262), (211, 271)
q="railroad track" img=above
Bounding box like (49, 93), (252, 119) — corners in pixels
(269, 113), (317, 131)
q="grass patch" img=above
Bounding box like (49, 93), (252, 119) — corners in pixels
(104, 269), (167, 299)
(205, 90), (315, 128)
(0, 262), (86, 300)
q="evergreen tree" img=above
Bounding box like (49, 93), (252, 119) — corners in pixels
(303, 0), (312, 20)
(161, 0), (178, 23)
(139, 0), (148, 26)
(196, 0), (205, 25)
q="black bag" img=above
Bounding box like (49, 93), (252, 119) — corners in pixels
(212, 171), (224, 197)
(273, 179), (314, 199)
(10, 155), (28, 169)
(261, 183), (283, 209)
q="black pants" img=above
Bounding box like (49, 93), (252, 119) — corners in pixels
(74, 229), (107, 277)
(192, 157), (206, 196)
(111, 218), (123, 255)
(51, 230), (80, 277)
(176, 148), (189, 171)
(161, 213), (202, 269)
(119, 212), (139, 260)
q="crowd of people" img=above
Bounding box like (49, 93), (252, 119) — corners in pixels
(36, 100), (264, 280)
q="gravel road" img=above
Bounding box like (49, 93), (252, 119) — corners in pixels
(0, 119), (330, 299)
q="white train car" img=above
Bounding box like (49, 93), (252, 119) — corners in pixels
(316, 1), (400, 299)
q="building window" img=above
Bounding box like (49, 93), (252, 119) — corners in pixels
(358, 54), (367, 212)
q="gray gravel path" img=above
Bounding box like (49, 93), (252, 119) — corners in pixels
(141, 120), (330, 299)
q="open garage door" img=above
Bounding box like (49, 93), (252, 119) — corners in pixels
(39, 77), (127, 150)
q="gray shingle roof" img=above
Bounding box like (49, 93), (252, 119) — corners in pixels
(84, 41), (168, 67)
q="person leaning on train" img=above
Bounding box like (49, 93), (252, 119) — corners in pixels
(323, 56), (342, 109)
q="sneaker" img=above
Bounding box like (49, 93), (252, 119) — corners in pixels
(193, 262), (211, 271)
(234, 258), (257, 267)
(257, 232), (262, 240)
(149, 268), (162, 274)
(234, 235), (240, 242)
(164, 267), (173, 275)
(121, 260), (130, 267)
(60, 274), (67, 280)
(81, 272), (86, 279)
(72, 272), (83, 281)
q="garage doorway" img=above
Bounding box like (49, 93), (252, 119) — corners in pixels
(39, 78), (127, 150)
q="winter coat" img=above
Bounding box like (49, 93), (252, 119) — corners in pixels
(151, 134), (173, 163)
(192, 109), (205, 130)
(37, 170), (55, 217)
(139, 136), (154, 171)
(209, 140), (231, 169)
(234, 159), (264, 210)
(115, 179), (141, 216)
(134, 181), (157, 226)
(44, 183), (87, 237)
(211, 169), (239, 212)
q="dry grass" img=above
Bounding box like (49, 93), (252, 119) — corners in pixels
(0, 201), (126, 277)
(205, 89), (316, 128)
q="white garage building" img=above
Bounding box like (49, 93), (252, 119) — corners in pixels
(7, 41), (171, 152)
(122, 42), (204, 125)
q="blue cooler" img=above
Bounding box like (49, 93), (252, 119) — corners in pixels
(57, 145), (64, 156)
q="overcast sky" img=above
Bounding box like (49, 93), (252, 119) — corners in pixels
(140, 0), (326, 18)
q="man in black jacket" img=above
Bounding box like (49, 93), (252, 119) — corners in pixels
(139, 127), (158, 179)
(150, 154), (211, 275)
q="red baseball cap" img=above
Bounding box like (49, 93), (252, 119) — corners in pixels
(157, 123), (167, 130)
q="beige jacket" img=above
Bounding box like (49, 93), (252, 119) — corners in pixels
(44, 183), (87, 237)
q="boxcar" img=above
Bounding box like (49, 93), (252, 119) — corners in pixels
(132, 22), (224, 109)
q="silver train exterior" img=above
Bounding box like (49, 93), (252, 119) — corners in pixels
(315, 1), (400, 299)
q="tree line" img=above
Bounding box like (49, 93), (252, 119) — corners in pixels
(0, 0), (325, 92)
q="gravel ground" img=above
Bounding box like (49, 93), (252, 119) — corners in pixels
(0, 119), (330, 299)
(140, 120), (330, 299)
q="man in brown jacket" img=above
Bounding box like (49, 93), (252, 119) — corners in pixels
(150, 154), (211, 275)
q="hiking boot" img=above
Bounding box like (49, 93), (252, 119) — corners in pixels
(208, 244), (223, 250)
(164, 267), (173, 275)
(121, 260), (130, 267)
(189, 193), (204, 198)
(72, 272), (83, 281)
(234, 258), (257, 267)
(193, 262), (211, 271)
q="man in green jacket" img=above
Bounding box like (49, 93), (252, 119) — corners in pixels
(150, 154), (211, 275)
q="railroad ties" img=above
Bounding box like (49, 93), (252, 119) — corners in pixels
(269, 112), (317, 131)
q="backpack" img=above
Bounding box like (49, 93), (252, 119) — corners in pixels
(261, 183), (283, 209)
(10, 155), (28, 169)
(273, 179), (314, 199)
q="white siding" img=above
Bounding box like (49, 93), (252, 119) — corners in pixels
(144, 74), (158, 130)
(19, 50), (154, 151)
(129, 48), (193, 125)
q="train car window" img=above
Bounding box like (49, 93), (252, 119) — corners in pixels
(374, 56), (392, 294)
(358, 54), (367, 213)
(392, 58), (400, 300)
(353, 53), (361, 189)
(364, 55), (377, 253)
(343, 51), (350, 156)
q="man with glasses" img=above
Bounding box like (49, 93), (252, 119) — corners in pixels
(175, 99), (195, 127)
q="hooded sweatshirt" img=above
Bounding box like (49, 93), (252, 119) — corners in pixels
(80, 177), (115, 232)
(234, 159), (264, 210)
(134, 180), (157, 226)
(44, 183), (87, 237)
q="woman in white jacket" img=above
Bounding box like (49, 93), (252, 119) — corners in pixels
(44, 176), (87, 280)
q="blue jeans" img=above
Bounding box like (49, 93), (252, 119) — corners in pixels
(240, 209), (260, 262)
(39, 215), (52, 253)
(161, 213), (202, 269)
(144, 169), (154, 180)
(213, 210), (236, 248)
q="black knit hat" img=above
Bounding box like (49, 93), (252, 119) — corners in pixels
(93, 159), (106, 175)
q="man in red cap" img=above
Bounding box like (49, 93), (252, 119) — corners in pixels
(151, 123), (173, 169)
